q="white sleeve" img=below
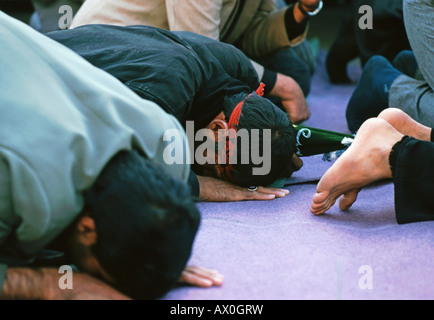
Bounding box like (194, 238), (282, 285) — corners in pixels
(166, 0), (224, 40)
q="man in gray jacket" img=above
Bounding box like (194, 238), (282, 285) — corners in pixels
(0, 11), (221, 299)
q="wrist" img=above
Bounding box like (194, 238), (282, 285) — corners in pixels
(269, 73), (298, 100)
(297, 1), (323, 16)
(2, 267), (49, 300)
(285, 5), (309, 39)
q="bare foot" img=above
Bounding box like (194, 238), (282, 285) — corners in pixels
(310, 118), (404, 215)
(378, 108), (432, 141)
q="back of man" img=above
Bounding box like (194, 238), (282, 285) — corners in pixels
(47, 24), (259, 130)
(0, 11), (190, 267)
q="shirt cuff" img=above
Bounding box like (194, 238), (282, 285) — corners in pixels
(284, 5), (309, 41)
(0, 263), (7, 297)
(261, 69), (278, 95)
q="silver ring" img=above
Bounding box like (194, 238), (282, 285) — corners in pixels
(247, 186), (258, 192)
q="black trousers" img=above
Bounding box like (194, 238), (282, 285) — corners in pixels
(353, 0), (411, 65)
(391, 136), (434, 224)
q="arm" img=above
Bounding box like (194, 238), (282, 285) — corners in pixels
(1, 267), (46, 300)
(269, 73), (311, 124)
(1, 265), (223, 299)
(1, 267), (130, 300)
(239, 0), (322, 59)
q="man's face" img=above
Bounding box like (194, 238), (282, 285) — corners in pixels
(196, 112), (234, 182)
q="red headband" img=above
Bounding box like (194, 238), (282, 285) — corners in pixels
(228, 82), (265, 130)
(224, 83), (266, 178)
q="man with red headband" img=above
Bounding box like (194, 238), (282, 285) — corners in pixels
(48, 25), (301, 202)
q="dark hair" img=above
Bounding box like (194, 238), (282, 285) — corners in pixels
(84, 150), (200, 299)
(223, 92), (297, 187)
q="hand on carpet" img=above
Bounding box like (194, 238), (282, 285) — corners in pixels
(197, 175), (289, 202)
(178, 266), (224, 288)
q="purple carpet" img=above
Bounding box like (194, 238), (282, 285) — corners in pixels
(163, 54), (434, 300)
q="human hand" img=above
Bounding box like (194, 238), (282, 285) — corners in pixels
(197, 175), (289, 202)
(178, 266), (224, 288)
(270, 73), (311, 124)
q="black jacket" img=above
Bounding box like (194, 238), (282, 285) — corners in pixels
(48, 25), (259, 129)
(47, 25), (260, 196)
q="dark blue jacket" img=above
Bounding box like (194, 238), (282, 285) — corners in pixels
(47, 25), (260, 196)
(48, 25), (259, 130)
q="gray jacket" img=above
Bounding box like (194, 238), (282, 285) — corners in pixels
(0, 11), (190, 294)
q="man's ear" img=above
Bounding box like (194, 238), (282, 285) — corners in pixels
(76, 215), (97, 246)
(207, 119), (228, 132)
(207, 119), (229, 141)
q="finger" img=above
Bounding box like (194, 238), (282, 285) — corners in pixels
(310, 192), (336, 215)
(228, 190), (273, 202)
(180, 272), (214, 287)
(260, 187), (290, 194)
(180, 269), (224, 287)
(257, 187), (289, 197)
(244, 191), (276, 201)
(194, 271), (224, 286)
(184, 266), (221, 278)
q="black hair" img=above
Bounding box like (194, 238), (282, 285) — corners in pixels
(223, 92), (297, 187)
(83, 150), (200, 299)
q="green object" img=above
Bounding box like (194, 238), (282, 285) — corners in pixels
(267, 125), (354, 188)
(267, 178), (287, 189)
(293, 125), (354, 157)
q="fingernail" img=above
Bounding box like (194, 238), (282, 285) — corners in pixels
(201, 279), (213, 287)
(215, 274), (224, 281)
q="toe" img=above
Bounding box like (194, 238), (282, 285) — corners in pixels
(339, 189), (360, 211)
(311, 192), (335, 215)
